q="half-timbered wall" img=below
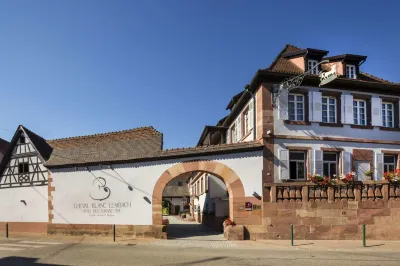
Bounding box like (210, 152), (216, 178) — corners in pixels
(0, 130), (48, 223)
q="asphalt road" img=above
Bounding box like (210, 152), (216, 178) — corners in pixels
(0, 239), (400, 266)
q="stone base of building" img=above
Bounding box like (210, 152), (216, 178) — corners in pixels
(0, 222), (48, 234)
(259, 182), (400, 240)
(48, 224), (166, 239)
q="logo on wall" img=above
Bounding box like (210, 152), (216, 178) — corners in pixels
(89, 177), (111, 201)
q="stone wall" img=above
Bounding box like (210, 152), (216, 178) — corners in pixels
(247, 181), (400, 240)
(48, 224), (166, 238)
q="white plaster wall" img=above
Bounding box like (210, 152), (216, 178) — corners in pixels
(209, 175), (228, 199)
(0, 186), (48, 222)
(215, 200), (229, 217)
(274, 86), (400, 141)
(274, 139), (400, 182)
(51, 150), (263, 225)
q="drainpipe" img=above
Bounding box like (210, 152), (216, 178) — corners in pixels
(245, 85), (256, 141)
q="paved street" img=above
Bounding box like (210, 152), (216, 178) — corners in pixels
(1, 238), (400, 266)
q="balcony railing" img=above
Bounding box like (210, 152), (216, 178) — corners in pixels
(264, 180), (396, 203)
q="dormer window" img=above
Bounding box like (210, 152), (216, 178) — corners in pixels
(307, 59), (319, 74)
(346, 64), (356, 79)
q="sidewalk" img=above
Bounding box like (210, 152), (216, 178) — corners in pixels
(3, 233), (400, 253)
(248, 239), (400, 252)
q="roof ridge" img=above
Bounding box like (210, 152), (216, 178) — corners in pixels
(162, 141), (261, 152)
(47, 126), (161, 142)
(267, 44), (303, 71)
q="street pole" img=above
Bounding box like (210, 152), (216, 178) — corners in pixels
(362, 224), (366, 247)
(290, 224), (294, 246)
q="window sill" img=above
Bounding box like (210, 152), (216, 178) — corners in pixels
(284, 120), (311, 125)
(239, 130), (253, 142)
(350, 125), (374, 129)
(319, 123), (343, 128)
(379, 127), (400, 132)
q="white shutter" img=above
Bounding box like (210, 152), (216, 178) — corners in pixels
(236, 116), (242, 141)
(342, 151), (352, 175)
(371, 97), (382, 126)
(309, 91), (322, 122)
(278, 89), (289, 120)
(248, 99), (254, 130)
(314, 150), (324, 176)
(374, 152), (384, 180)
(226, 129), (230, 144)
(341, 94), (354, 124)
(309, 150), (315, 175)
(279, 149), (289, 180)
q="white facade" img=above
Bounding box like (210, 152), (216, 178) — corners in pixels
(227, 97), (255, 144)
(51, 150), (263, 225)
(0, 129), (49, 223)
(0, 186), (48, 222)
(275, 85), (400, 182)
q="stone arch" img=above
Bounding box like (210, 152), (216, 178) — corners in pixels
(152, 160), (245, 225)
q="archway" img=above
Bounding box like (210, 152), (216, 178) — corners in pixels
(152, 160), (245, 226)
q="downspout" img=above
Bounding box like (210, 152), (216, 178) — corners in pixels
(245, 85), (256, 141)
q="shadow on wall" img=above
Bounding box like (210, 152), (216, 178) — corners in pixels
(0, 257), (66, 266)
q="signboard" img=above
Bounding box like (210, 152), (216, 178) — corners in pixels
(319, 64), (338, 87)
(245, 202), (253, 211)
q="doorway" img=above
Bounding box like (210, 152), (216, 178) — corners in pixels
(355, 160), (370, 181)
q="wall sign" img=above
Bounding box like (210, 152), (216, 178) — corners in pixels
(319, 64), (338, 87)
(73, 176), (132, 217)
(245, 202), (253, 211)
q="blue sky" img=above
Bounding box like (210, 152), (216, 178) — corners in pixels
(0, 1), (399, 149)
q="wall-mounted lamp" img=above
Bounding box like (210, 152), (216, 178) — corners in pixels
(20, 200), (27, 206)
(143, 196), (151, 204)
(253, 192), (261, 200)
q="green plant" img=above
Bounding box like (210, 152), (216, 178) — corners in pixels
(365, 170), (373, 177)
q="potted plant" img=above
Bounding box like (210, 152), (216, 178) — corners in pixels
(308, 174), (332, 186)
(383, 169), (400, 182)
(365, 170), (373, 179)
(223, 218), (236, 227)
(338, 171), (357, 184)
(162, 218), (169, 225)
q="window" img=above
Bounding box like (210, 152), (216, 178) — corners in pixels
(323, 152), (338, 177)
(178, 181), (183, 187)
(288, 94), (304, 121)
(346, 65), (356, 79)
(243, 108), (250, 134)
(231, 123), (237, 143)
(382, 102), (394, 128)
(308, 59), (319, 74)
(322, 96), (336, 123)
(19, 136), (26, 144)
(353, 100), (366, 125)
(18, 162), (29, 174)
(384, 155), (396, 172)
(289, 151), (306, 180)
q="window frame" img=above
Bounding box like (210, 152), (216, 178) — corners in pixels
(323, 152), (338, 178)
(308, 59), (319, 74)
(382, 102), (394, 128)
(242, 107), (250, 135)
(288, 93), (305, 121)
(289, 151), (306, 180)
(384, 154), (396, 173)
(18, 162), (29, 174)
(353, 99), (367, 125)
(231, 123), (237, 143)
(346, 64), (357, 79)
(322, 96), (337, 123)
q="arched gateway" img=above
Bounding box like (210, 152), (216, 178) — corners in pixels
(152, 160), (245, 225)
